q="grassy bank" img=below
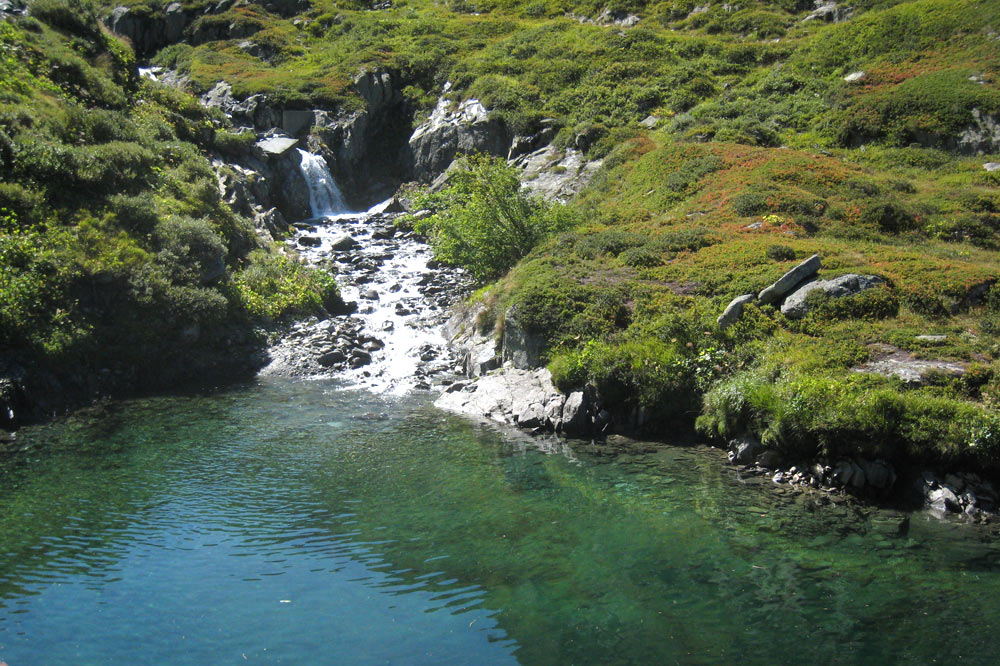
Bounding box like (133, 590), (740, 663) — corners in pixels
(0, 1), (339, 421)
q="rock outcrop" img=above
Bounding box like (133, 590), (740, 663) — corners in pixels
(211, 133), (311, 228)
(758, 254), (822, 305)
(958, 108), (1000, 155)
(780, 274), (885, 319)
(514, 145), (603, 202)
(108, 3), (189, 57)
(855, 349), (967, 385)
(501, 305), (545, 370)
(435, 368), (593, 435)
(406, 86), (512, 183)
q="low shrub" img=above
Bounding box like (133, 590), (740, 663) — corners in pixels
(233, 250), (342, 320)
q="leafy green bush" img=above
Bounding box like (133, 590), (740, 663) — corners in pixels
(415, 154), (577, 282)
(233, 250), (343, 320)
(766, 244), (796, 261)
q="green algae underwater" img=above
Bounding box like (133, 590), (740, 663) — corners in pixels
(1, 378), (999, 664)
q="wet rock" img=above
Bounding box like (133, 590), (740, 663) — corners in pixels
(758, 254), (821, 305)
(298, 236), (322, 247)
(318, 350), (347, 367)
(781, 274), (886, 319)
(928, 487), (961, 513)
(330, 234), (360, 251)
(560, 391), (590, 435)
(718, 294), (756, 329)
(362, 289), (379, 300)
(349, 350), (373, 367)
(727, 436), (762, 464)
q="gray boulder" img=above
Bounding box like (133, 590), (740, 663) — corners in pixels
(329, 234), (359, 251)
(406, 86), (512, 183)
(780, 274), (886, 319)
(958, 109), (1000, 155)
(758, 254), (822, 305)
(502, 305), (545, 370)
(718, 294), (756, 329)
(928, 487), (961, 513)
(254, 135), (299, 158)
(560, 391), (591, 435)
(727, 436), (762, 464)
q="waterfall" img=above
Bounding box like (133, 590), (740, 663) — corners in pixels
(297, 149), (349, 218)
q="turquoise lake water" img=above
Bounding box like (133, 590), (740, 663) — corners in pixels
(1, 378), (999, 664)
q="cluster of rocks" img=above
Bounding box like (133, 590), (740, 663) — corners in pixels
(726, 437), (898, 496)
(916, 471), (997, 520)
(718, 254), (886, 327)
(261, 316), (378, 378)
(265, 210), (472, 390)
(435, 368), (601, 436)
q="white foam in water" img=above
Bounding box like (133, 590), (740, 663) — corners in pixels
(297, 149), (350, 217)
(289, 152), (463, 393)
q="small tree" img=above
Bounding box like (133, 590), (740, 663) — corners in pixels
(415, 154), (576, 283)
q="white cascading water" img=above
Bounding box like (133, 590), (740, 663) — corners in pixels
(297, 149), (349, 217)
(266, 150), (468, 394)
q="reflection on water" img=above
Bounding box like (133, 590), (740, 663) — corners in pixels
(1, 378), (1000, 664)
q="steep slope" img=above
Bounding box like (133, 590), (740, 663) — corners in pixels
(0, 0), (342, 425)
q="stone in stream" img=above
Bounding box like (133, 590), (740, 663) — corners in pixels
(349, 349), (373, 367)
(317, 349), (347, 367)
(362, 289), (379, 300)
(298, 236), (322, 247)
(330, 234), (360, 251)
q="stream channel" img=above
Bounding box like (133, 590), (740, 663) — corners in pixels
(1, 156), (1000, 664)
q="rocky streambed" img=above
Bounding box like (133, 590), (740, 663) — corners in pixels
(260, 202), (473, 394)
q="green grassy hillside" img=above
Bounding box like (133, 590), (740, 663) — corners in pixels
(10, 0), (1000, 473)
(0, 1), (339, 419)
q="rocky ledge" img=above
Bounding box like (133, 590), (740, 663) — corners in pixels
(435, 367), (597, 436)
